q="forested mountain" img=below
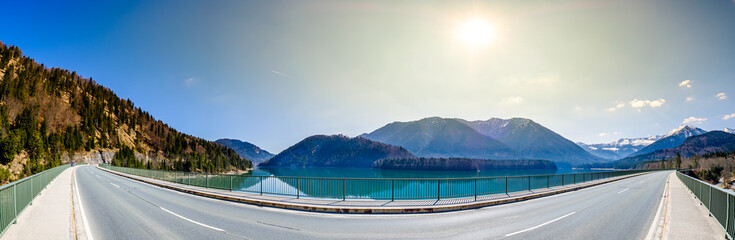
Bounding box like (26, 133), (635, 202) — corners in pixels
(0, 41), (250, 183)
(215, 138), (273, 164)
(607, 131), (735, 168)
(463, 118), (603, 164)
(259, 135), (415, 168)
(630, 125), (707, 157)
(360, 117), (516, 159)
(373, 158), (557, 171)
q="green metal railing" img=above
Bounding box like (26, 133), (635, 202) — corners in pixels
(677, 171), (734, 239)
(0, 164), (71, 236)
(100, 164), (655, 201)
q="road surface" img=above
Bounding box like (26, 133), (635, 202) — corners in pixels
(74, 165), (669, 239)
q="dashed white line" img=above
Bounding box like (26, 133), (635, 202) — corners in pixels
(160, 207), (225, 232)
(74, 169), (95, 240)
(110, 183), (120, 188)
(618, 188), (629, 194)
(505, 212), (576, 237)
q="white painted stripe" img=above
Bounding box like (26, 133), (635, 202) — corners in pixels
(505, 212), (576, 237)
(110, 183), (120, 188)
(618, 188), (629, 194)
(644, 174), (669, 240)
(160, 207), (225, 232)
(74, 168), (95, 240)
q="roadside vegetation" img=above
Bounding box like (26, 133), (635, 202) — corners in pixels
(642, 151), (735, 190)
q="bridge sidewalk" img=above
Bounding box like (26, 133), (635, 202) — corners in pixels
(665, 172), (726, 240)
(1, 167), (75, 240)
(98, 166), (650, 214)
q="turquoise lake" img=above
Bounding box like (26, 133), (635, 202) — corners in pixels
(250, 166), (603, 179)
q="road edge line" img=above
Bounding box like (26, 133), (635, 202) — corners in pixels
(74, 166), (95, 240)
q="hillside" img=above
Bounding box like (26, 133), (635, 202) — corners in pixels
(360, 117), (516, 159)
(259, 135), (415, 168)
(0, 41), (251, 183)
(373, 158), (557, 171)
(463, 118), (604, 164)
(609, 131), (735, 168)
(215, 139), (273, 164)
(630, 125), (707, 157)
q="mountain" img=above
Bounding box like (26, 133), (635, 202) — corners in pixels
(259, 135), (415, 168)
(360, 117), (515, 159)
(373, 158), (557, 171)
(612, 131), (735, 167)
(0, 41), (250, 183)
(724, 128), (735, 134)
(215, 139), (274, 164)
(630, 125), (707, 157)
(463, 118), (604, 164)
(576, 135), (661, 160)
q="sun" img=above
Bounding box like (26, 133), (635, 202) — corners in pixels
(455, 18), (496, 47)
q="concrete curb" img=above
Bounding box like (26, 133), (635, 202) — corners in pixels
(96, 166), (651, 214)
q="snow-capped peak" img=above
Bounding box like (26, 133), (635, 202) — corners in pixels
(725, 128), (735, 134)
(662, 125), (705, 139)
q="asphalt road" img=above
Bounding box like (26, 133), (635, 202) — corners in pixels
(74, 165), (669, 240)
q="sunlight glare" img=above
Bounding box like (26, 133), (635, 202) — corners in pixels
(456, 18), (495, 47)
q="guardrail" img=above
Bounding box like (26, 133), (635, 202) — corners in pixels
(100, 164), (655, 201)
(676, 171), (734, 239)
(0, 164), (72, 236)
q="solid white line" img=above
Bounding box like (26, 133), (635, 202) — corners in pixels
(618, 188), (629, 194)
(74, 168), (95, 240)
(110, 183), (120, 188)
(644, 174), (669, 240)
(160, 207), (225, 232)
(505, 212), (576, 237)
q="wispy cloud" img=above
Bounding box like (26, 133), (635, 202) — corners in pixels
(678, 80), (692, 88)
(271, 70), (291, 78)
(716, 92), (728, 100)
(685, 96), (694, 102)
(682, 116), (707, 125)
(184, 77), (196, 86)
(606, 103), (625, 112)
(724, 113), (735, 120)
(504, 96), (524, 104)
(574, 105), (581, 111)
(630, 98), (666, 108)
(598, 132), (608, 137)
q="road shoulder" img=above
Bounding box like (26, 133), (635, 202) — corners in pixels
(665, 172), (726, 240)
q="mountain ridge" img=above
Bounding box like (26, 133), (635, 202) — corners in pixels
(215, 139), (274, 164)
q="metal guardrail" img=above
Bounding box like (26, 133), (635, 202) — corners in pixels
(100, 164), (654, 201)
(0, 164), (72, 237)
(676, 171), (734, 239)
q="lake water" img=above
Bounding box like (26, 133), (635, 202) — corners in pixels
(250, 166), (602, 179)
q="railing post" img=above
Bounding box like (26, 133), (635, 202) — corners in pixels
(574, 174), (576, 184)
(562, 175), (565, 186)
(547, 175), (550, 188)
(260, 176), (263, 195)
(391, 179), (395, 201)
(13, 184), (17, 224)
(229, 175), (233, 192)
(206, 174), (209, 189)
(296, 178), (300, 199)
(474, 178), (477, 201)
(342, 179), (346, 201)
(437, 179), (441, 200)
(505, 177), (508, 195)
(528, 176), (531, 191)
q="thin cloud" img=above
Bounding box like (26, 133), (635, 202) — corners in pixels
(682, 116), (707, 125)
(724, 113), (735, 120)
(574, 105), (581, 111)
(716, 92), (727, 100)
(685, 96), (694, 102)
(598, 132), (608, 137)
(505, 96), (524, 104)
(630, 98), (666, 108)
(271, 70), (291, 78)
(606, 103), (625, 112)
(678, 80), (692, 88)
(184, 77), (196, 86)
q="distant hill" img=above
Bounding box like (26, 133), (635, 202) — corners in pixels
(0, 41), (250, 183)
(259, 135), (415, 168)
(724, 128), (735, 134)
(611, 131), (735, 168)
(373, 158), (557, 171)
(576, 135), (660, 160)
(215, 139), (273, 164)
(463, 118), (604, 164)
(360, 117), (515, 159)
(630, 125), (707, 157)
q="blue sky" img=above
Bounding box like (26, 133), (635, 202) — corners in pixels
(2, 0), (735, 153)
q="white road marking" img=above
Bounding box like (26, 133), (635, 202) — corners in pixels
(618, 188), (629, 194)
(110, 183), (120, 188)
(160, 207), (225, 232)
(505, 212), (576, 237)
(644, 174), (669, 240)
(74, 168), (95, 240)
